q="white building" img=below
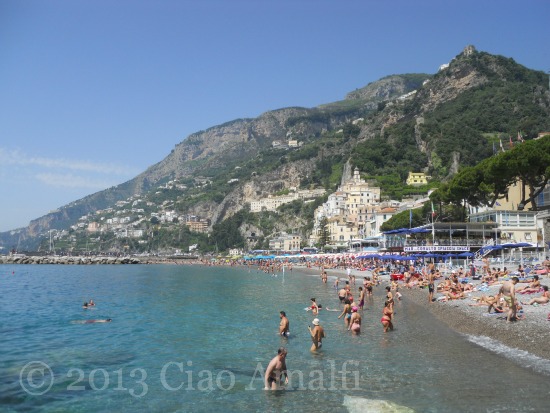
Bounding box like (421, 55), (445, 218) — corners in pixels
(250, 188), (326, 213)
(311, 167), (384, 246)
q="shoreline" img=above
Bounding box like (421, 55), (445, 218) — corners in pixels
(292, 264), (550, 362)
(4, 256), (549, 361)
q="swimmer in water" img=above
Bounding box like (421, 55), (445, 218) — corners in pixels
(72, 319), (112, 324)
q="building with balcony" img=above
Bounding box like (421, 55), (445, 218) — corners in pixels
(406, 172), (428, 186)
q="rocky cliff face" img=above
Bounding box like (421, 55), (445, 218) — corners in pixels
(6, 47), (543, 251)
(137, 108), (322, 183)
(211, 160), (316, 224)
(346, 74), (429, 102)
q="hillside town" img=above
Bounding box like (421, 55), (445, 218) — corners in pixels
(35, 158), (549, 260)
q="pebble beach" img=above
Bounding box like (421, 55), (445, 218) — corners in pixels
(297, 265), (550, 361)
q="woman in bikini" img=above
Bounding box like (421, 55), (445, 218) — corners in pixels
(381, 300), (393, 332)
(338, 298), (352, 328)
(307, 298), (320, 315)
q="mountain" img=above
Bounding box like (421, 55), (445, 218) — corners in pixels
(2, 46), (549, 253)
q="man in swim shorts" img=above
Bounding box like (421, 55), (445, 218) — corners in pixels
(500, 277), (519, 322)
(279, 311), (290, 337)
(264, 347), (288, 390)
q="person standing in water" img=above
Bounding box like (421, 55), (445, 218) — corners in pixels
(279, 311), (290, 337)
(338, 298), (352, 328)
(348, 306), (361, 335)
(308, 318), (325, 352)
(264, 347), (289, 390)
(358, 287), (365, 310)
(307, 298), (320, 315)
(381, 301), (393, 332)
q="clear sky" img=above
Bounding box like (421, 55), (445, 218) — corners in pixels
(0, 0), (549, 232)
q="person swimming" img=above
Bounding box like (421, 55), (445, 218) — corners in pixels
(72, 319), (112, 324)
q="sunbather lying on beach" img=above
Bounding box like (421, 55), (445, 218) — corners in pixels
(517, 275), (541, 294)
(443, 288), (465, 300)
(524, 285), (549, 305)
(469, 295), (497, 307)
(437, 277), (452, 292)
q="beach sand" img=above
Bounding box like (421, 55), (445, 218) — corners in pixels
(296, 265), (550, 361)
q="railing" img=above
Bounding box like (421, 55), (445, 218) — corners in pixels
(389, 237), (492, 249)
(474, 239), (496, 261)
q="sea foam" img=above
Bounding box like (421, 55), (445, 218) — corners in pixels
(343, 395), (415, 413)
(466, 334), (550, 376)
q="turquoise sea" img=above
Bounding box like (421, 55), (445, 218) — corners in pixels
(1, 264), (549, 413)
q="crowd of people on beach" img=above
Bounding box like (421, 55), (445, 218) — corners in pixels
(263, 256), (550, 389)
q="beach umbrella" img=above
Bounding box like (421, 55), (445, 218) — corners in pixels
(422, 253), (440, 258)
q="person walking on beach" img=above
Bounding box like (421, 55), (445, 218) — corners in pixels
(500, 277), (519, 322)
(308, 318), (325, 352)
(428, 270), (435, 303)
(264, 347), (288, 390)
(279, 311), (290, 337)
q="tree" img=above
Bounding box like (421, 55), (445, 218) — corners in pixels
(380, 208), (423, 231)
(501, 136), (550, 210)
(431, 136), (550, 212)
(316, 217), (330, 250)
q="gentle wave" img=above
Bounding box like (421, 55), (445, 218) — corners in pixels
(466, 334), (550, 376)
(343, 395), (415, 413)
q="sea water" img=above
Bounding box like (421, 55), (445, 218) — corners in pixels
(0, 264), (549, 413)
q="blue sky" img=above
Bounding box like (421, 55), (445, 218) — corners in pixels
(0, 0), (549, 232)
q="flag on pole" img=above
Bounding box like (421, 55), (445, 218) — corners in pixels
(517, 131), (524, 143)
(499, 139), (505, 152)
(492, 141), (496, 155)
(409, 209), (412, 228)
(431, 202), (436, 217)
(509, 136), (514, 148)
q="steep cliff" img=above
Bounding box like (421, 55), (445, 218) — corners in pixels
(2, 46), (549, 252)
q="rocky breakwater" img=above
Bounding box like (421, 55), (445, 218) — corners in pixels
(0, 255), (143, 265)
